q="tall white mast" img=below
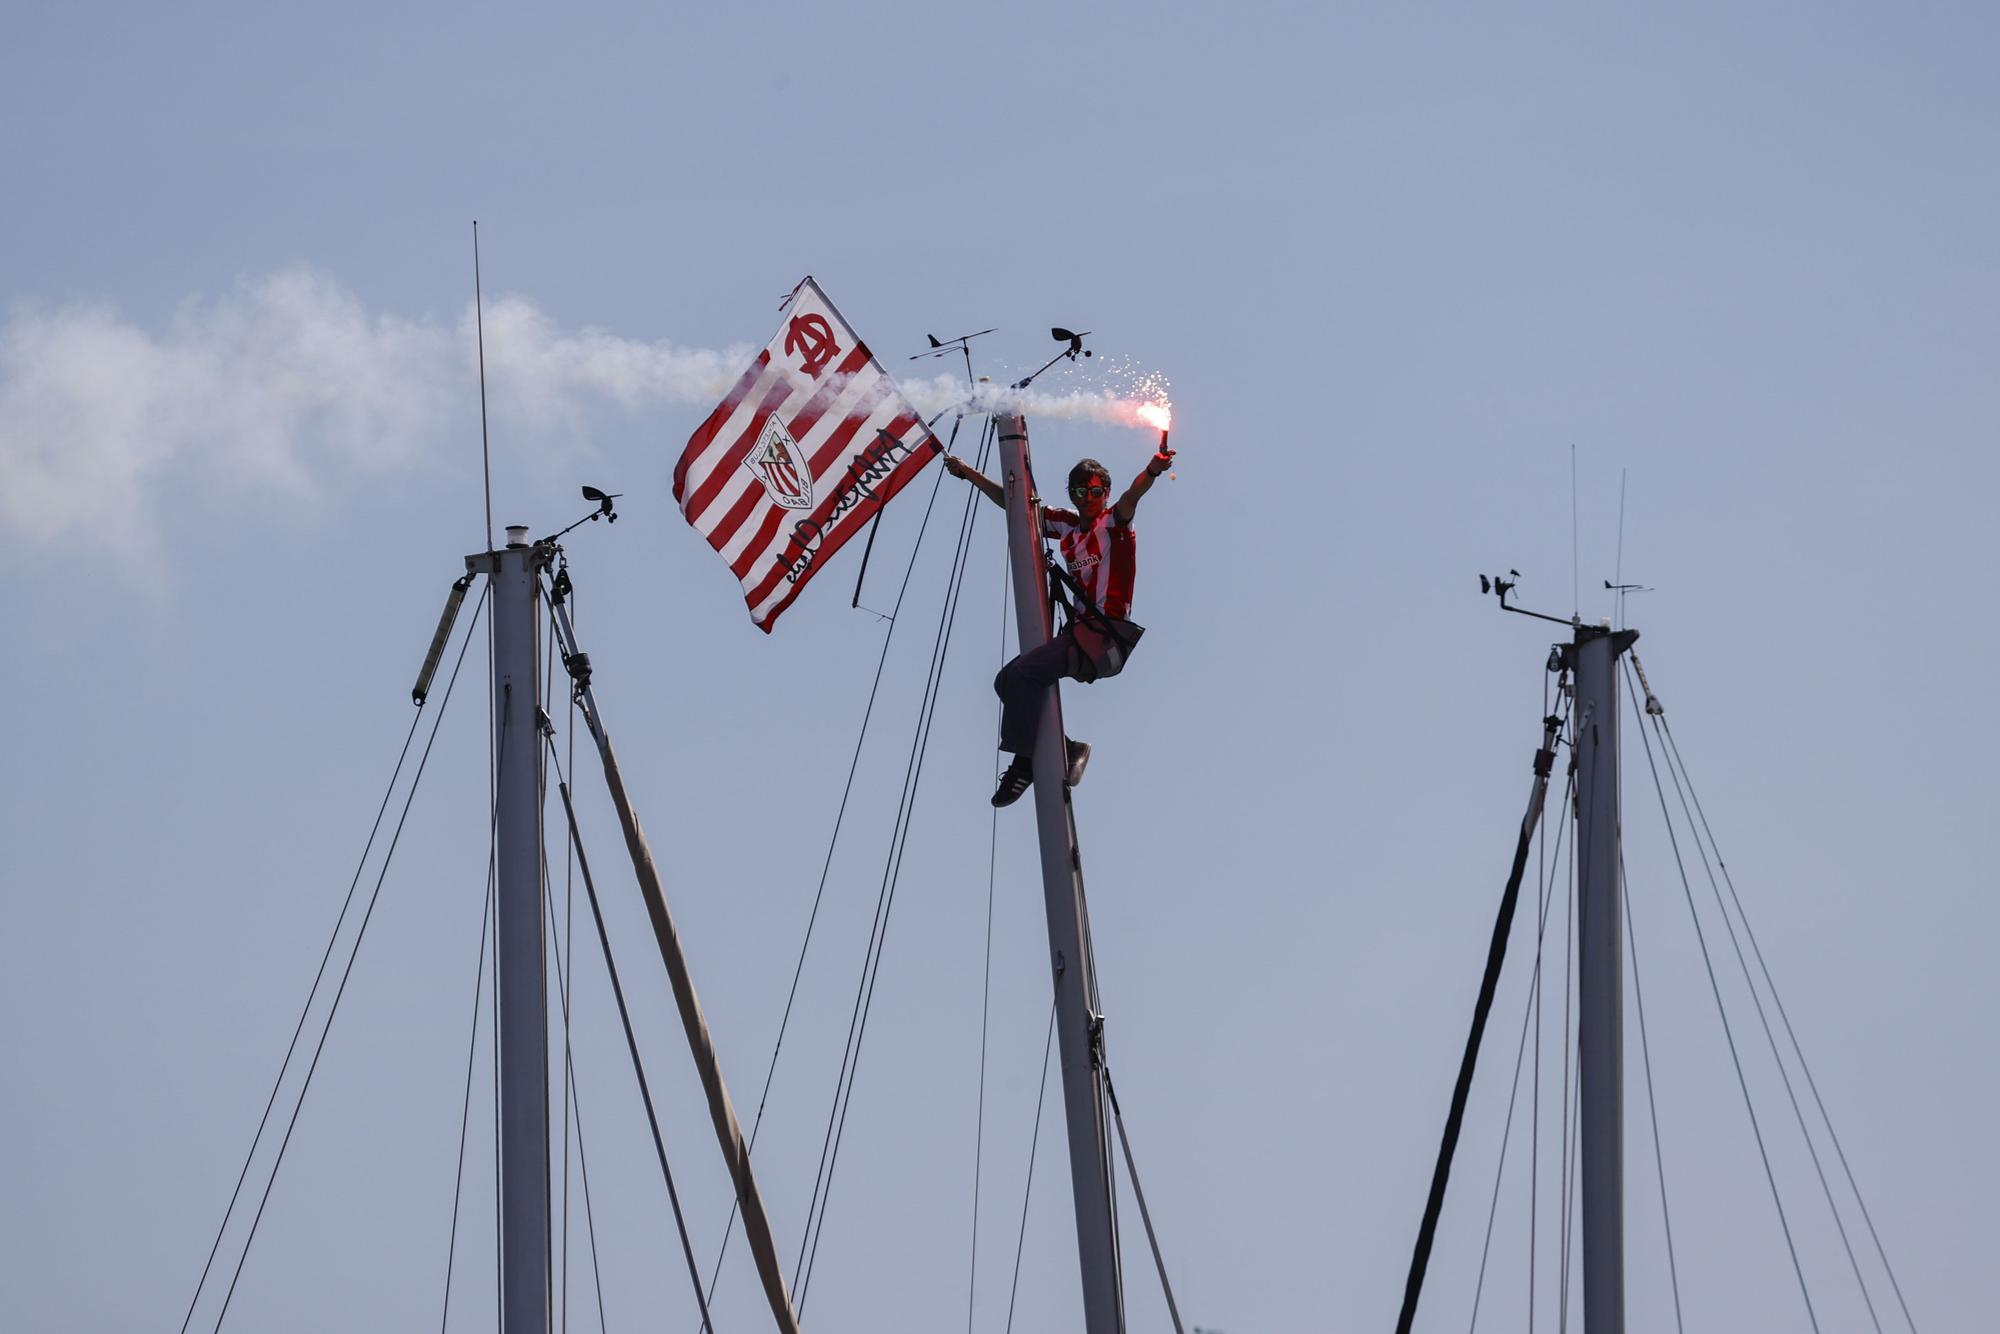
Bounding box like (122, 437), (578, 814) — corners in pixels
(475, 525), (552, 1334)
(1572, 623), (1637, 1334)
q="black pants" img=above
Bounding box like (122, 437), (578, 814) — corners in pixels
(994, 629), (1086, 757)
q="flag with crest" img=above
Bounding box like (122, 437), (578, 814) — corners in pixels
(673, 278), (941, 631)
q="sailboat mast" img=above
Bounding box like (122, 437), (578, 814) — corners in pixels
(994, 412), (1124, 1334)
(478, 525), (553, 1334)
(1571, 623), (1636, 1334)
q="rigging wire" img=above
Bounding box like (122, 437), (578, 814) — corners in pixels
(1528, 672), (1560, 1328)
(539, 812), (611, 1334)
(794, 419), (998, 1309)
(1642, 691), (1887, 1334)
(1656, 714), (1919, 1334)
(208, 584), (490, 1333)
(1467, 770), (1574, 1332)
(1103, 1067), (1186, 1334)
(1005, 999), (1060, 1334)
(176, 694), (434, 1334)
(1556, 729), (1579, 1334)
(696, 414), (967, 1316)
(1623, 660), (1823, 1334)
(540, 603), (581, 1334)
(1395, 698), (1569, 1334)
(966, 551), (1012, 1334)
(1557, 1073), (1580, 1333)
(438, 856), (497, 1333)
(1620, 854), (1686, 1334)
(547, 741), (715, 1333)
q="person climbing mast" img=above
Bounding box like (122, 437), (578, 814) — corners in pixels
(943, 440), (1176, 807)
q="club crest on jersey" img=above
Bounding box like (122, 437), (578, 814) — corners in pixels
(744, 418), (815, 510)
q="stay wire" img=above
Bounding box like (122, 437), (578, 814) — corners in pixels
(1103, 1067), (1186, 1334)
(966, 550), (1012, 1334)
(1527, 666), (1553, 1332)
(1623, 660), (1822, 1333)
(1396, 697), (1571, 1334)
(1658, 713), (1919, 1334)
(796, 476), (995, 1297)
(547, 739), (715, 1334)
(1643, 693), (1881, 1333)
(698, 414), (966, 1315)
(538, 806), (610, 1334)
(177, 688), (433, 1334)
(1467, 769), (1574, 1333)
(796, 418), (997, 1306)
(541, 606), (587, 1334)
(438, 844), (497, 1333)
(544, 748), (716, 1334)
(210, 585), (489, 1333)
(1619, 853), (1686, 1334)
(1005, 998), (1060, 1334)
(1557, 706), (1583, 1334)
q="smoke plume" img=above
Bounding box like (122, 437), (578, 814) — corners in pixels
(0, 267), (748, 563)
(0, 267), (1166, 570)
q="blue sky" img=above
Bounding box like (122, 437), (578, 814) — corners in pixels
(3, 4), (1994, 1331)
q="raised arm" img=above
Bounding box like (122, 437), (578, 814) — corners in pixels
(943, 453), (1007, 509)
(1112, 444), (1177, 525)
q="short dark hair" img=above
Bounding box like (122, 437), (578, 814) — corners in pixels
(1068, 458), (1110, 493)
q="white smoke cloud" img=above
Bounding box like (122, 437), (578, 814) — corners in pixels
(0, 266), (750, 565)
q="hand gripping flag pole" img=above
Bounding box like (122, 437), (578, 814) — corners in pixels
(674, 277), (943, 631)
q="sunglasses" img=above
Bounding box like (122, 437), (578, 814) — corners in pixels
(1072, 484), (1109, 499)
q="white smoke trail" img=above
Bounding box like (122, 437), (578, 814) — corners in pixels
(896, 368), (1171, 429)
(0, 266), (1166, 569)
(0, 266), (750, 563)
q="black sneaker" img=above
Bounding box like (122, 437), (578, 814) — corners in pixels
(991, 754), (1034, 807)
(1064, 739), (1092, 788)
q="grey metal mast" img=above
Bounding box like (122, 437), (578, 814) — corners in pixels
(1571, 622), (1637, 1334)
(994, 411), (1124, 1334)
(471, 524), (552, 1334)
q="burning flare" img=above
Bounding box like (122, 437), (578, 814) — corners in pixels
(1134, 400), (1171, 432)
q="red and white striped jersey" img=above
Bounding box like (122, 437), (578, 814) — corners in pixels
(673, 277), (939, 632)
(1043, 507), (1137, 620)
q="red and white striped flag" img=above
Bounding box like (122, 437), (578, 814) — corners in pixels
(673, 278), (941, 631)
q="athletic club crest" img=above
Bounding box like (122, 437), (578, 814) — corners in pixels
(744, 417), (815, 510)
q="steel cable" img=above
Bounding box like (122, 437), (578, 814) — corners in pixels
(209, 585), (489, 1332)
(1467, 770), (1573, 1332)
(547, 741), (715, 1333)
(966, 551), (1012, 1334)
(1619, 855), (1686, 1334)
(437, 863), (496, 1333)
(695, 419), (966, 1319)
(1004, 999), (1060, 1334)
(1625, 662), (1822, 1333)
(1659, 709), (1914, 1333)
(177, 670), (436, 1334)
(795, 420), (997, 1308)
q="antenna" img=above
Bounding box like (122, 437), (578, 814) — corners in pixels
(909, 327), (995, 389)
(473, 222), (494, 554)
(1613, 466), (1629, 628)
(1570, 443), (1579, 622)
